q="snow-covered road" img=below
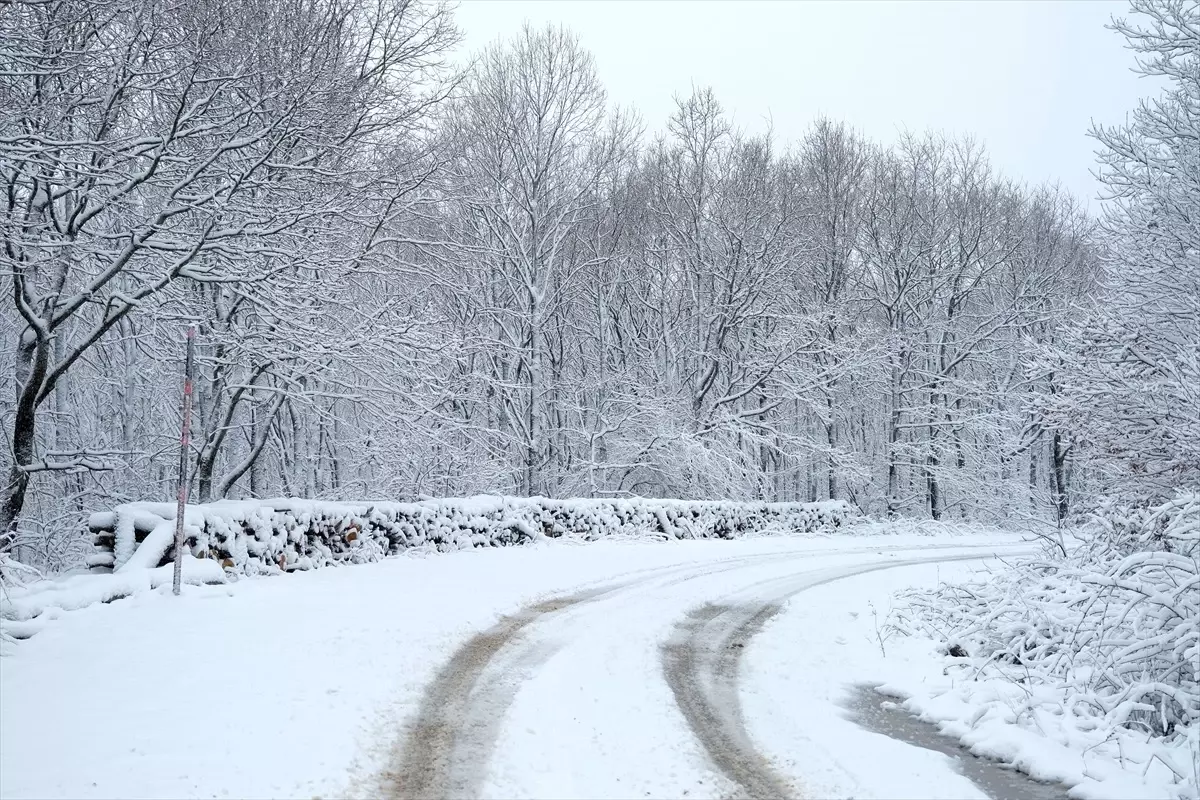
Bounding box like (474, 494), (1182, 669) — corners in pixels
(1, 532), (1036, 800)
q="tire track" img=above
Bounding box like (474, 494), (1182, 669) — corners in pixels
(381, 590), (601, 799)
(382, 551), (814, 799)
(661, 550), (1031, 800)
(383, 543), (1031, 799)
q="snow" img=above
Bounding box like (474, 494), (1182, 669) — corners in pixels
(746, 560), (1194, 800)
(879, 679), (1197, 799)
(5, 497), (854, 636)
(0, 531), (1005, 799)
(0, 556), (225, 639)
(89, 496), (855, 577)
(880, 494), (1200, 800)
(744, 562), (995, 799)
(2, 526), (1189, 800)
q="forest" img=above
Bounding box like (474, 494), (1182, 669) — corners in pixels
(2, 0), (1197, 571)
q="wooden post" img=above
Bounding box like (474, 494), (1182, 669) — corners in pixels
(172, 325), (197, 596)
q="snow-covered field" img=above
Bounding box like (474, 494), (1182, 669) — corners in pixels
(0, 528), (1189, 800)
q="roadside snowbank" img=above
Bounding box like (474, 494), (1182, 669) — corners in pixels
(876, 677), (1196, 799)
(882, 494), (1200, 800)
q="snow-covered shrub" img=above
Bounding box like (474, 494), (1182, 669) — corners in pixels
(89, 496), (855, 577)
(889, 493), (1198, 755)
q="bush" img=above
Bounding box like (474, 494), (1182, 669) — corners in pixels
(889, 493), (1199, 740)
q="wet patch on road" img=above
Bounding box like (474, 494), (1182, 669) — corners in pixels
(841, 684), (1069, 800)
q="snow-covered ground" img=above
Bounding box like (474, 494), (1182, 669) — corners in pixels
(2, 528), (1185, 800)
(748, 563), (1197, 800)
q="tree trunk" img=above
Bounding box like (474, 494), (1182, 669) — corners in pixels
(525, 280), (543, 498)
(1051, 431), (1070, 522)
(1, 333), (49, 545)
(926, 449), (942, 520)
(825, 395), (838, 501)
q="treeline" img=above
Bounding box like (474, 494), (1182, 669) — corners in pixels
(3, 0), (1193, 568)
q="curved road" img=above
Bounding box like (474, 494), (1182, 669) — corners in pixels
(379, 542), (1033, 800)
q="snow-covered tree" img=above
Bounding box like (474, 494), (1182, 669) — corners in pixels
(1, 0), (457, 549)
(1041, 0), (1200, 504)
(1, 3), (1114, 567)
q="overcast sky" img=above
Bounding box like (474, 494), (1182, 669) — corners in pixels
(452, 0), (1156, 209)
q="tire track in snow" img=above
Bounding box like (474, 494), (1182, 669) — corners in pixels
(382, 589), (603, 799)
(382, 552), (805, 799)
(661, 550), (1031, 800)
(383, 542), (1030, 799)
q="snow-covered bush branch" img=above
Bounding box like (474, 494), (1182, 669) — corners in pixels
(887, 494), (1198, 796)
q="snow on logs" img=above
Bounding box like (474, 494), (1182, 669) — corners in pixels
(89, 497), (855, 577)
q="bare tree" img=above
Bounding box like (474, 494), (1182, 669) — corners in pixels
(1, 7), (1125, 567)
(440, 23), (635, 496)
(1042, 0), (1200, 503)
(0, 0), (457, 543)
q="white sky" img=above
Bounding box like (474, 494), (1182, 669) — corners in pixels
(452, 0), (1157, 209)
